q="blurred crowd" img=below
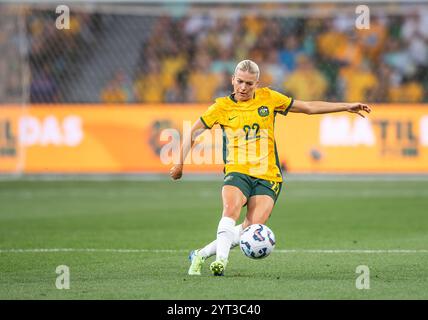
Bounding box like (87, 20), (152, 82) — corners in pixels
(26, 11), (102, 103)
(103, 9), (428, 104)
(0, 8), (23, 103)
(2, 4), (428, 104)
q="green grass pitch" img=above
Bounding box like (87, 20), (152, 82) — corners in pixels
(1, 178), (427, 299)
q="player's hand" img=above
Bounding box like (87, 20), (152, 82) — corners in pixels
(170, 164), (183, 180)
(346, 103), (371, 118)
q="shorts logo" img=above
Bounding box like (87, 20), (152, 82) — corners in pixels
(224, 175), (234, 182)
(258, 106), (269, 117)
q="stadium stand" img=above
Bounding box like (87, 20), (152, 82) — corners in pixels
(1, 2), (427, 104)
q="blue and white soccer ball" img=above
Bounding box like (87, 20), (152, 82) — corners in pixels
(239, 224), (276, 259)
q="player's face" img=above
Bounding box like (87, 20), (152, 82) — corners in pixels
(231, 70), (259, 102)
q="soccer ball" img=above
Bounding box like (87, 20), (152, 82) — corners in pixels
(239, 224), (276, 259)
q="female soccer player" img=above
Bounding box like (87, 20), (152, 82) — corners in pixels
(170, 60), (371, 276)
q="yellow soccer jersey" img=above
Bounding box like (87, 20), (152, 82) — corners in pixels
(200, 87), (294, 182)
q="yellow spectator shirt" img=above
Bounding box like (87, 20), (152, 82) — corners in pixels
(200, 87), (293, 182)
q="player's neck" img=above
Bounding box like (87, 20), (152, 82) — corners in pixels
(230, 92), (256, 103)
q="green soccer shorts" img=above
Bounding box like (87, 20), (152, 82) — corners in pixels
(223, 172), (282, 203)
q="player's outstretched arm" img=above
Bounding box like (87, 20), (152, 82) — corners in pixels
(170, 119), (207, 180)
(290, 100), (371, 118)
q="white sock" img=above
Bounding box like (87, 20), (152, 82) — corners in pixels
(215, 217), (236, 261)
(231, 224), (244, 248)
(199, 224), (243, 259)
(198, 239), (216, 259)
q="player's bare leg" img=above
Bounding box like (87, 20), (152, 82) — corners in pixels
(243, 195), (275, 228)
(210, 185), (246, 276)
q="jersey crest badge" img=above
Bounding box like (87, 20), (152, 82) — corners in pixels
(258, 106), (269, 117)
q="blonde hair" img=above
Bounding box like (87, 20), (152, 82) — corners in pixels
(234, 60), (260, 80)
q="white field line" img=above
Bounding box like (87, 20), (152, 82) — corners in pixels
(277, 249), (428, 254)
(0, 248), (428, 254)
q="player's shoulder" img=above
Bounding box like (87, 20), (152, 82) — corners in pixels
(213, 94), (234, 109)
(256, 87), (272, 97)
(214, 96), (228, 105)
(256, 87), (289, 100)
(259, 87), (286, 96)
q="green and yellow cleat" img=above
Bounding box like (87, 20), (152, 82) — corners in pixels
(188, 250), (205, 276)
(210, 259), (227, 276)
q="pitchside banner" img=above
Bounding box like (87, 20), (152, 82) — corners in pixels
(1, 104), (428, 173)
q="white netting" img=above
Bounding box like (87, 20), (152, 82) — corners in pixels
(1, 1), (428, 104)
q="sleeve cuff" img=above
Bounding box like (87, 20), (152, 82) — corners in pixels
(200, 117), (211, 129)
(279, 98), (294, 117)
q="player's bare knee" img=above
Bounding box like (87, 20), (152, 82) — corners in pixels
(222, 202), (241, 220)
